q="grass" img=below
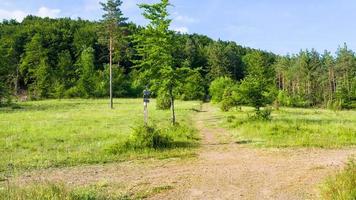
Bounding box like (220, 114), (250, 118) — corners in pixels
(320, 158), (356, 200)
(216, 106), (356, 148)
(0, 182), (174, 200)
(0, 99), (201, 175)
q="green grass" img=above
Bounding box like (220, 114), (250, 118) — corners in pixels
(320, 158), (356, 200)
(0, 99), (201, 175)
(217, 106), (356, 148)
(0, 182), (174, 200)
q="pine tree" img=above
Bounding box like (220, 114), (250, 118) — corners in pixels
(240, 51), (276, 111)
(100, 0), (127, 109)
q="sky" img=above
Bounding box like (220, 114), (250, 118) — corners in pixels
(1, 0), (356, 55)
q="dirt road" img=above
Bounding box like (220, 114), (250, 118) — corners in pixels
(12, 104), (356, 199)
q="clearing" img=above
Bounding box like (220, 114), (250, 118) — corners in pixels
(5, 103), (355, 199)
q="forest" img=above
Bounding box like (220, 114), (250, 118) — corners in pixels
(0, 2), (354, 111)
(1, 0), (355, 199)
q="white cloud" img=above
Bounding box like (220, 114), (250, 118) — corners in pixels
(84, 0), (101, 11)
(122, 0), (139, 11)
(37, 6), (61, 18)
(0, 9), (27, 22)
(173, 26), (189, 34)
(0, 6), (61, 22)
(175, 15), (198, 24)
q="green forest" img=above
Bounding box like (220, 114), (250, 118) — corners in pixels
(1, 0), (355, 199)
(0, 1), (355, 111)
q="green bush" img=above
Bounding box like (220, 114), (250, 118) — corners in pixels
(250, 107), (272, 121)
(156, 93), (171, 110)
(321, 159), (356, 200)
(108, 124), (200, 155)
(209, 77), (234, 103)
(180, 69), (206, 101)
(108, 125), (173, 154)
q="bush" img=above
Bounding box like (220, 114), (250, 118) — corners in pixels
(209, 77), (234, 103)
(250, 107), (272, 121)
(220, 84), (242, 112)
(108, 125), (173, 154)
(180, 69), (206, 101)
(156, 93), (171, 110)
(107, 124), (200, 155)
(321, 159), (356, 200)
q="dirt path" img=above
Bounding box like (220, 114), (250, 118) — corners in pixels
(11, 104), (356, 199)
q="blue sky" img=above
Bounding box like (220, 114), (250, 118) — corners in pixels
(1, 0), (356, 55)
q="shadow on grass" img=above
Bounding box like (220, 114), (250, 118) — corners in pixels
(235, 140), (255, 145)
(190, 108), (207, 113)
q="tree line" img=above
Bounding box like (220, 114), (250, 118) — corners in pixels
(0, 0), (355, 112)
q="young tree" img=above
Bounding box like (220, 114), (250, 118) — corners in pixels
(100, 0), (127, 109)
(76, 47), (96, 98)
(20, 34), (52, 98)
(135, 0), (187, 125)
(240, 51), (276, 112)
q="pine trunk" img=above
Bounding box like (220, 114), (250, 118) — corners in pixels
(109, 36), (113, 109)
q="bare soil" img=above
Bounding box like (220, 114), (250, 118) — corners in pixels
(9, 104), (356, 199)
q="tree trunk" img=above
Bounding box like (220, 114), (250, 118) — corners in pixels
(14, 66), (19, 96)
(169, 88), (176, 125)
(109, 36), (113, 109)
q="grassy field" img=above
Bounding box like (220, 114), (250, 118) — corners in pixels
(216, 106), (356, 148)
(0, 99), (201, 175)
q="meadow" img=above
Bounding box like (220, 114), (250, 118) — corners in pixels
(216, 106), (356, 148)
(0, 99), (201, 175)
(1, 100), (355, 199)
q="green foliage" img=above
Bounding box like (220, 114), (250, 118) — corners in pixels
(108, 123), (199, 155)
(240, 52), (276, 110)
(156, 91), (171, 110)
(0, 80), (10, 106)
(252, 107), (272, 121)
(76, 47), (97, 98)
(179, 69), (205, 101)
(135, 0), (188, 123)
(321, 159), (356, 200)
(220, 84), (241, 112)
(274, 45), (356, 109)
(209, 77), (234, 103)
(108, 125), (173, 154)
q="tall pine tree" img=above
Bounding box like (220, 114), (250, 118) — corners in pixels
(100, 0), (127, 109)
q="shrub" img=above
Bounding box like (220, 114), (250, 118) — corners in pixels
(321, 159), (356, 200)
(250, 107), (272, 121)
(180, 69), (206, 101)
(107, 124), (200, 155)
(156, 93), (171, 110)
(108, 125), (173, 154)
(209, 77), (234, 103)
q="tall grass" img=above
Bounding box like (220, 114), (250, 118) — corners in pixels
(321, 159), (356, 200)
(219, 106), (356, 148)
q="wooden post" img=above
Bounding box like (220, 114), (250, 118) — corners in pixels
(144, 101), (148, 126)
(109, 36), (113, 109)
(169, 88), (176, 125)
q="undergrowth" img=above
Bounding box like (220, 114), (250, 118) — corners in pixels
(320, 158), (356, 200)
(107, 124), (200, 155)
